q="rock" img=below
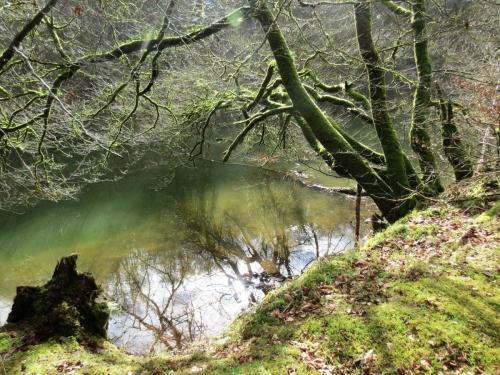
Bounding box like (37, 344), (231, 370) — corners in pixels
(7, 254), (109, 339)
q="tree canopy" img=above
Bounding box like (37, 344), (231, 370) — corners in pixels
(0, 0), (498, 219)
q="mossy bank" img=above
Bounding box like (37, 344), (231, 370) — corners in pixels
(1, 175), (499, 374)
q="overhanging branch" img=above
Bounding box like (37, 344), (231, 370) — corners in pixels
(4, 6), (251, 139)
(0, 0), (60, 71)
(223, 105), (294, 162)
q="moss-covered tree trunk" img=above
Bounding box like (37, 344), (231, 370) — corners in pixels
(354, 1), (411, 198)
(439, 99), (474, 180)
(382, 0), (472, 184)
(7, 255), (109, 339)
(248, 0), (416, 222)
(410, 0), (444, 193)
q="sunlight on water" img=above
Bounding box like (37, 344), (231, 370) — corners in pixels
(0, 162), (373, 353)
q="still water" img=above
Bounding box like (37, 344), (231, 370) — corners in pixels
(0, 162), (373, 353)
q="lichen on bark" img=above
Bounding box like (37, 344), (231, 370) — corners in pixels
(439, 99), (474, 181)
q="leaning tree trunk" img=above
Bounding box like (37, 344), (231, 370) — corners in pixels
(382, 0), (473, 184)
(248, 0), (416, 222)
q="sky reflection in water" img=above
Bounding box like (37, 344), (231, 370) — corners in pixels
(0, 163), (373, 353)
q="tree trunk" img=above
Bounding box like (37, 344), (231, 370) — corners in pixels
(355, 184), (362, 247)
(354, 1), (411, 197)
(410, 0), (444, 193)
(440, 100), (474, 180)
(249, 0), (416, 222)
(7, 255), (109, 339)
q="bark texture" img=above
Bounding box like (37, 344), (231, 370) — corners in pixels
(440, 100), (473, 180)
(354, 1), (410, 197)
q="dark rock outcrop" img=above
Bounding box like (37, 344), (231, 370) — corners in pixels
(7, 254), (109, 339)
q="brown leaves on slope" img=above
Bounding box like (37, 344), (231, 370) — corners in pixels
(371, 209), (497, 274)
(55, 360), (85, 373)
(271, 283), (335, 322)
(291, 341), (336, 375)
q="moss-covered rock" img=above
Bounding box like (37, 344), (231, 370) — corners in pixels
(7, 254), (109, 340)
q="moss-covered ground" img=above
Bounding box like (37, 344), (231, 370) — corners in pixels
(1, 175), (498, 374)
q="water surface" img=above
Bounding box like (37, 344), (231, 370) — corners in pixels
(0, 162), (373, 352)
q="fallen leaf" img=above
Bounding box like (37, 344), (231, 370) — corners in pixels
(363, 349), (377, 364)
(292, 341), (334, 374)
(271, 309), (284, 319)
(420, 359), (432, 370)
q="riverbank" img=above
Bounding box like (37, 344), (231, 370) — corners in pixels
(1, 174), (498, 374)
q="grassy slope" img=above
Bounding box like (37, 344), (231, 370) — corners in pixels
(1, 176), (499, 374)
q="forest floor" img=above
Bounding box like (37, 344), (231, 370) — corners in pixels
(1, 173), (499, 374)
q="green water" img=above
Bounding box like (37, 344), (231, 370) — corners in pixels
(0, 162), (373, 351)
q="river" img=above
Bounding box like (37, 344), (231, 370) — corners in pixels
(0, 162), (373, 353)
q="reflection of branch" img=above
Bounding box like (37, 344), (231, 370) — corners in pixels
(122, 307), (175, 351)
(326, 234), (345, 256)
(110, 252), (206, 352)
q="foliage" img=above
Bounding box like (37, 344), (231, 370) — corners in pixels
(0, 0), (497, 216)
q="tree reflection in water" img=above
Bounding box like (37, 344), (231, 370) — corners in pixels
(107, 180), (365, 353)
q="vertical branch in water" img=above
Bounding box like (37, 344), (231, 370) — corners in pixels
(311, 224), (320, 259)
(355, 183), (362, 248)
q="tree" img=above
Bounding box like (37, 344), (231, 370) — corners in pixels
(1, 0), (495, 221)
(231, 0), (485, 222)
(0, 0), (250, 209)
